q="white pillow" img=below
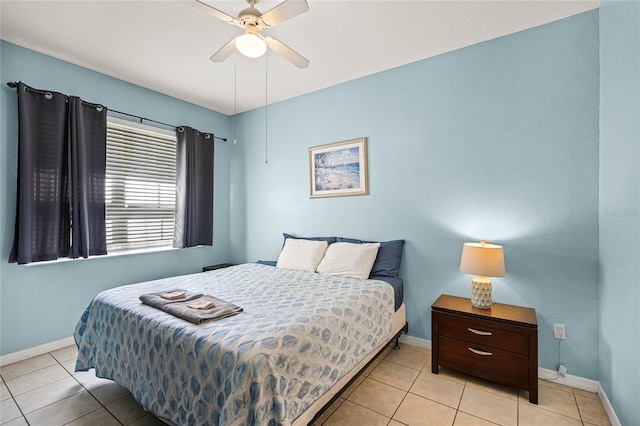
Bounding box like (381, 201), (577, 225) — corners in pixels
(276, 239), (329, 272)
(316, 242), (380, 279)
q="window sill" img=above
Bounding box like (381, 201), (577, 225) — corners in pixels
(23, 245), (178, 267)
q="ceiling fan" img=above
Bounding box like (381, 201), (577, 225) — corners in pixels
(193, 0), (310, 69)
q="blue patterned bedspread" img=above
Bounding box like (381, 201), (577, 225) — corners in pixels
(74, 263), (394, 425)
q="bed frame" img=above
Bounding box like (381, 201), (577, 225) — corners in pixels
(76, 264), (405, 426)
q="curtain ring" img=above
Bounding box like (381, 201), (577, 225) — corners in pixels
(178, 126), (185, 133)
(45, 92), (53, 100)
(96, 106), (103, 112)
(205, 134), (211, 140)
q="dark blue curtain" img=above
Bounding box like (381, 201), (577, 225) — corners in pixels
(9, 82), (107, 264)
(68, 97), (107, 258)
(173, 126), (214, 248)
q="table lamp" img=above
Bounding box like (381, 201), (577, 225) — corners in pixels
(460, 241), (505, 309)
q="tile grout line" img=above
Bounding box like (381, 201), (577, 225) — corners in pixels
(457, 378), (522, 425)
(1, 371), (31, 425)
(457, 384), (470, 425)
(388, 391), (409, 425)
(371, 351), (470, 425)
(450, 378), (468, 425)
(571, 387), (584, 424)
(58, 354), (127, 426)
(321, 351), (406, 424)
(5, 350), (127, 426)
(384, 353), (424, 424)
(9, 353), (100, 426)
(521, 383), (587, 423)
(0, 352), (64, 383)
(516, 383), (519, 425)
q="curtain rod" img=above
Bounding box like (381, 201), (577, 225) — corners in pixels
(6, 82), (227, 142)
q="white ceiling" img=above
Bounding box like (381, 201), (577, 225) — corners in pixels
(1, 0), (599, 115)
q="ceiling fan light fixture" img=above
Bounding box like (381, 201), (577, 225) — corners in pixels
(236, 33), (267, 58)
(201, 0), (309, 67)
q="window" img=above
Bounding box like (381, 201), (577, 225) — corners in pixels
(105, 118), (176, 252)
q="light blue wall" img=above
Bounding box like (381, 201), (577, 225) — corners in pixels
(4, 8), (636, 421)
(598, 1), (640, 424)
(230, 11), (600, 377)
(4, 6), (636, 420)
(0, 41), (232, 355)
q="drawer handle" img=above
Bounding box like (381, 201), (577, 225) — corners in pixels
(468, 327), (492, 336)
(468, 347), (493, 356)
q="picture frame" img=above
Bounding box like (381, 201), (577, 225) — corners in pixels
(309, 137), (368, 198)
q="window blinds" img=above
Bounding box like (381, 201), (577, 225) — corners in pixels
(105, 120), (176, 252)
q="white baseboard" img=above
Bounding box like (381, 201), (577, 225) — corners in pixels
(397, 335), (619, 424)
(598, 382), (622, 426)
(398, 334), (431, 350)
(0, 336), (75, 367)
(538, 366), (599, 392)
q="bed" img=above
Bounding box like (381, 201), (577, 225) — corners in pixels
(75, 240), (406, 425)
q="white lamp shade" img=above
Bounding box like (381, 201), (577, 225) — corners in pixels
(460, 242), (505, 277)
(236, 33), (267, 58)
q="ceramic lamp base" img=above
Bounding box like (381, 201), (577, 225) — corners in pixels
(471, 277), (492, 309)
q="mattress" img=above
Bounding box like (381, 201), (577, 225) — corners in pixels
(74, 263), (397, 425)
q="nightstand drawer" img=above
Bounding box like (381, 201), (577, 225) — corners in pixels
(438, 313), (529, 355)
(439, 336), (529, 384)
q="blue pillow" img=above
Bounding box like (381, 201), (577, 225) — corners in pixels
(336, 237), (405, 278)
(282, 233), (337, 247)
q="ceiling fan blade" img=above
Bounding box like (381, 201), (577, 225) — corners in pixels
(266, 37), (309, 69)
(260, 0), (309, 27)
(210, 37), (238, 63)
(192, 0), (238, 24)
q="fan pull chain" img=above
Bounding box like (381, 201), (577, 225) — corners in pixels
(264, 53), (268, 164)
(233, 61), (238, 145)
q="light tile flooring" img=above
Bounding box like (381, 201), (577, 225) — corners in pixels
(0, 343), (610, 426)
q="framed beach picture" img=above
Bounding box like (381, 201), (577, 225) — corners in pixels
(309, 137), (368, 198)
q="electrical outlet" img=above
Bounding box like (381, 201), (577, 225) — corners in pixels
(553, 323), (566, 340)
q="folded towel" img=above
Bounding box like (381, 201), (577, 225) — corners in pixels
(163, 295), (243, 324)
(140, 292), (243, 324)
(160, 291), (186, 300)
(139, 290), (202, 310)
(187, 299), (215, 310)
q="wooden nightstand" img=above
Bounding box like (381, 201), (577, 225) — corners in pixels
(431, 294), (538, 404)
(202, 263), (235, 272)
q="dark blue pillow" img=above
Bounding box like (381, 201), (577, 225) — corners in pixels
(336, 237), (405, 278)
(282, 233), (337, 247)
